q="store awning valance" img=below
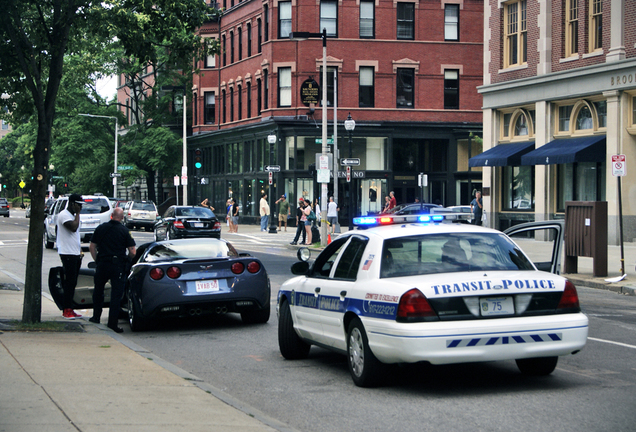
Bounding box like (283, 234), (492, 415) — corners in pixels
(468, 141), (535, 167)
(520, 135), (606, 165)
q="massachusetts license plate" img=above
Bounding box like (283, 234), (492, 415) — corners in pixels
(193, 222), (204, 228)
(480, 296), (514, 317)
(195, 280), (219, 292)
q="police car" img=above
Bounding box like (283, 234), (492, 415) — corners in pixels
(277, 214), (588, 387)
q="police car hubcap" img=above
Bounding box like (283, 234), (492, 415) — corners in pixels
(349, 328), (364, 376)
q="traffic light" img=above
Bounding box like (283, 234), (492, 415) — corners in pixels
(194, 148), (202, 170)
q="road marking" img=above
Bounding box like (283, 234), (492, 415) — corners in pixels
(588, 337), (636, 350)
(0, 268), (25, 284)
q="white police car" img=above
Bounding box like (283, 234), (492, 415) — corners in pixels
(277, 214), (588, 387)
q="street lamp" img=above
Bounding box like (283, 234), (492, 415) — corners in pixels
(290, 28), (329, 246)
(344, 113), (356, 230)
(78, 113), (119, 198)
(267, 133), (278, 234)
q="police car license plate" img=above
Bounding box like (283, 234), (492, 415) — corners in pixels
(480, 296), (514, 317)
(196, 280), (219, 292)
(193, 222), (204, 228)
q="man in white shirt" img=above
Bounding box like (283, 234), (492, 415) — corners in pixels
(56, 194), (85, 319)
(260, 194), (270, 232)
(327, 196), (339, 234)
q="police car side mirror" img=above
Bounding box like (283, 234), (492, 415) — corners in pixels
(291, 261), (310, 275)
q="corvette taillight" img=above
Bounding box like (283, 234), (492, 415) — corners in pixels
(231, 262), (245, 274)
(150, 268), (164, 280)
(174, 220), (185, 229)
(166, 266), (181, 279)
(397, 289), (438, 322)
(556, 280), (581, 313)
(247, 261), (260, 273)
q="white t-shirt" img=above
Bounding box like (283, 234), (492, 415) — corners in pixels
(315, 204), (321, 217)
(260, 198), (270, 216)
(327, 201), (338, 217)
(56, 209), (81, 255)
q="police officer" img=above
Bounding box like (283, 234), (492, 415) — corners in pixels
(89, 207), (136, 333)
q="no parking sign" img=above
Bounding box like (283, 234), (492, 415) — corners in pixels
(612, 155), (626, 177)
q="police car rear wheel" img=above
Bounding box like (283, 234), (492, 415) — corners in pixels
(278, 300), (311, 359)
(515, 356), (558, 376)
(347, 318), (384, 387)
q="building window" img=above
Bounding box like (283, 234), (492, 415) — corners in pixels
(320, 66), (337, 107)
(504, 0), (526, 67)
(238, 28), (242, 61)
(222, 89), (227, 123)
(565, 0), (578, 57)
(443, 70), (459, 109)
(257, 78), (262, 114)
(230, 31), (234, 63)
(444, 4), (459, 41)
(575, 105), (593, 130)
(558, 105), (573, 132)
(397, 3), (414, 40)
(264, 5), (269, 42)
(278, 67), (291, 107)
(222, 34), (226, 66)
(502, 166), (534, 210)
(247, 23), (252, 57)
(514, 113), (528, 135)
(238, 85), (242, 120)
(205, 39), (216, 68)
(264, 69), (269, 109)
(204, 92), (215, 124)
(359, 66), (374, 107)
(230, 88), (234, 122)
(593, 101), (606, 128)
(279, 1), (292, 38)
(502, 113), (511, 137)
(257, 18), (262, 53)
(321, 1), (338, 37)
(360, 1), (374, 38)
(247, 82), (252, 118)
(396, 68), (414, 108)
(589, 0), (602, 52)
(557, 162), (605, 212)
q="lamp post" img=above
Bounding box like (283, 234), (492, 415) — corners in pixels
(267, 132), (278, 234)
(290, 28), (329, 246)
(344, 113), (356, 230)
(78, 113), (119, 198)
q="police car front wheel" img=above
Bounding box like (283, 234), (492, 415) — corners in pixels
(347, 318), (384, 387)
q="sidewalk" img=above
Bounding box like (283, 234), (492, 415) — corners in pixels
(0, 289), (291, 431)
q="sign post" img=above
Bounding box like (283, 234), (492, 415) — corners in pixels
(174, 175), (180, 206)
(611, 155), (626, 276)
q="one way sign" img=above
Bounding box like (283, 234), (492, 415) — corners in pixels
(340, 158), (360, 166)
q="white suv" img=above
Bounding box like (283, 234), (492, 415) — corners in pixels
(44, 195), (113, 249)
(124, 200), (158, 231)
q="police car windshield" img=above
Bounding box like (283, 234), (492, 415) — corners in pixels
(145, 240), (238, 262)
(380, 232), (534, 278)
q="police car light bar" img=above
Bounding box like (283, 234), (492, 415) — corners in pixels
(353, 212), (467, 227)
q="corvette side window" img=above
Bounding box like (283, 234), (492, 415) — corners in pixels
(333, 237), (368, 280)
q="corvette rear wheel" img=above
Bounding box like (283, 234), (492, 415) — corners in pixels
(241, 302), (271, 324)
(278, 300), (310, 359)
(127, 289), (148, 332)
(516, 356), (558, 376)
(347, 318), (384, 387)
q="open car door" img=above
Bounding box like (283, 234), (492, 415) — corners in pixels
(504, 220), (564, 274)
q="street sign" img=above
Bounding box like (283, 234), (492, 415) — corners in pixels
(174, 176), (180, 186)
(341, 158), (360, 166)
(612, 154), (626, 177)
(19, 181), (26, 189)
(315, 138), (334, 145)
(51, 176), (64, 179)
(181, 175), (188, 186)
(418, 173), (428, 187)
(118, 165), (134, 170)
(110, 173), (122, 178)
(265, 165), (281, 172)
(346, 166), (351, 183)
(268, 172), (273, 185)
(335, 171), (365, 179)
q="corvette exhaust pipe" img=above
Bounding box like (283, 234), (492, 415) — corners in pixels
(215, 306), (228, 314)
(189, 308), (202, 316)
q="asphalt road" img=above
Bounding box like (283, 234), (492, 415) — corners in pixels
(2, 213), (636, 432)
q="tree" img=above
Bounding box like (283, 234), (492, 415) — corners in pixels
(0, 0), (218, 323)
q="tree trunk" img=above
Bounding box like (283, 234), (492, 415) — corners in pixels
(145, 171), (156, 203)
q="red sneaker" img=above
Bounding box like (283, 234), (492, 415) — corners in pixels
(71, 310), (82, 318)
(62, 309), (76, 319)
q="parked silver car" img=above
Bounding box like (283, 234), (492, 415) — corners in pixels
(0, 198), (9, 217)
(44, 195), (113, 249)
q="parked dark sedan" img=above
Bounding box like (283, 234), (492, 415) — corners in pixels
(385, 202), (442, 215)
(154, 205), (221, 241)
(126, 238), (270, 331)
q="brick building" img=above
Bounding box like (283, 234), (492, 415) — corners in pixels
(183, 0), (483, 224)
(475, 0), (636, 244)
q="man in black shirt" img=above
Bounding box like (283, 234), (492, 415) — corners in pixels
(89, 207), (136, 333)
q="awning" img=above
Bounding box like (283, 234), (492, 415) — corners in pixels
(520, 135), (606, 165)
(468, 141), (535, 167)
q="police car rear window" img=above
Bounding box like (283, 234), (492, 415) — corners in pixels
(380, 232), (534, 278)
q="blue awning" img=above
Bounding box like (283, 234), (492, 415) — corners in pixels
(468, 141), (535, 167)
(520, 135), (606, 165)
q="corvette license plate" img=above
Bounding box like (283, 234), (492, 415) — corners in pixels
(196, 280), (219, 292)
(193, 222), (204, 228)
(480, 296), (514, 317)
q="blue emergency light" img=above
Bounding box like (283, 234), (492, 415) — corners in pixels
(353, 214), (449, 227)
